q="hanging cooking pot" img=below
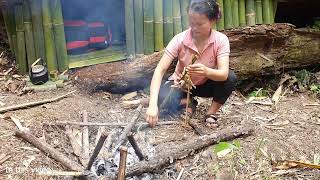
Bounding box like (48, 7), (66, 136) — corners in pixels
(29, 58), (49, 85)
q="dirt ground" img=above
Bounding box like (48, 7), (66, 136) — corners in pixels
(0, 68), (320, 180)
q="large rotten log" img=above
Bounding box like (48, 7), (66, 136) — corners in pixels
(73, 24), (320, 93)
(126, 126), (253, 177)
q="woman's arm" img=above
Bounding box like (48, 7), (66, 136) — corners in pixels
(187, 55), (230, 81)
(146, 53), (174, 127)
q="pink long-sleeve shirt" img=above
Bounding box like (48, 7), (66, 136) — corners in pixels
(165, 28), (230, 85)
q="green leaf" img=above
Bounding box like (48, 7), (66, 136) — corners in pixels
(214, 142), (239, 157)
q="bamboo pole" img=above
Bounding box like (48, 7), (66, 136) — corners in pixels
(14, 1), (27, 73)
(23, 0), (36, 68)
(125, 0), (135, 58)
(262, 0), (271, 24)
(0, 0), (14, 54)
(239, 0), (246, 26)
(232, 0), (239, 27)
(154, 0), (164, 51)
(173, 0), (182, 35)
(272, 0), (277, 21)
(224, 0), (233, 29)
(216, 0), (225, 30)
(30, 0), (46, 60)
(134, 0), (144, 55)
(50, 0), (68, 72)
(180, 0), (189, 30)
(269, 0), (274, 23)
(246, 0), (256, 26)
(163, 0), (173, 46)
(255, 0), (263, 24)
(143, 0), (154, 54)
(42, 0), (58, 74)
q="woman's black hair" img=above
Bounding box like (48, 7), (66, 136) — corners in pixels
(188, 0), (221, 21)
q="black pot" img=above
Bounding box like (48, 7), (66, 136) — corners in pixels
(29, 58), (49, 85)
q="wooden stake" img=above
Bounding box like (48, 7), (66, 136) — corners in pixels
(127, 132), (144, 161)
(0, 91), (76, 113)
(86, 131), (108, 170)
(82, 111), (89, 165)
(15, 130), (83, 171)
(117, 146), (128, 180)
(65, 125), (82, 157)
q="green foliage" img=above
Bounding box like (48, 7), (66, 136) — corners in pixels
(310, 83), (320, 95)
(294, 69), (311, 87)
(248, 88), (269, 98)
(213, 141), (240, 157)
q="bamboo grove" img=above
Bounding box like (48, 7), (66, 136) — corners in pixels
(1, 0), (277, 74)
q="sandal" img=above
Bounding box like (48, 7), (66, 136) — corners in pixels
(204, 114), (219, 128)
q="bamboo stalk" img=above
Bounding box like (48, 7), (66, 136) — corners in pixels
(232, 0), (240, 27)
(272, 0), (277, 21)
(14, 2), (27, 73)
(239, 0), (246, 26)
(269, 0), (274, 23)
(50, 0), (68, 72)
(262, 0), (271, 24)
(173, 0), (182, 35)
(163, 0), (173, 46)
(255, 0), (263, 24)
(224, 0), (233, 29)
(246, 0), (256, 26)
(23, 0), (36, 68)
(134, 0), (144, 55)
(143, 0), (154, 54)
(154, 0), (164, 51)
(30, 0), (46, 60)
(180, 0), (189, 30)
(0, 0), (13, 53)
(8, 0), (17, 57)
(216, 0), (225, 30)
(125, 0), (135, 58)
(42, 0), (58, 73)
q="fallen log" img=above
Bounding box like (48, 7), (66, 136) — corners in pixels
(15, 130), (83, 171)
(0, 91), (76, 113)
(126, 126), (253, 177)
(73, 24), (320, 93)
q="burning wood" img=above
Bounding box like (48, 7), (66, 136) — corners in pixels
(127, 132), (145, 161)
(86, 131), (109, 171)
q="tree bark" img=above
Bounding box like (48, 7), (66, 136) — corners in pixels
(73, 24), (320, 93)
(126, 126), (253, 177)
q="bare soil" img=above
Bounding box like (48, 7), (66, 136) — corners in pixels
(0, 74), (319, 179)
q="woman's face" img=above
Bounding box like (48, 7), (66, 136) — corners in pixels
(188, 10), (214, 39)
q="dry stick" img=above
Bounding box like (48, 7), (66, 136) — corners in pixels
(55, 120), (179, 127)
(0, 90), (76, 113)
(38, 171), (84, 177)
(126, 126), (253, 177)
(176, 168), (185, 180)
(82, 111), (90, 165)
(113, 105), (143, 155)
(15, 130), (83, 171)
(127, 132), (144, 161)
(0, 154), (11, 165)
(86, 131), (108, 170)
(65, 125), (82, 157)
(117, 146), (128, 180)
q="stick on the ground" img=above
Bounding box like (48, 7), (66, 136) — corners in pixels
(86, 131), (108, 170)
(117, 146), (128, 180)
(38, 170), (84, 177)
(54, 120), (178, 127)
(82, 111), (89, 165)
(15, 130), (83, 171)
(113, 105), (143, 154)
(126, 126), (253, 177)
(65, 125), (82, 157)
(0, 153), (11, 165)
(0, 91), (76, 113)
(176, 168), (185, 180)
(127, 132), (144, 161)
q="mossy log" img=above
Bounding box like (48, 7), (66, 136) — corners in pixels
(74, 24), (320, 93)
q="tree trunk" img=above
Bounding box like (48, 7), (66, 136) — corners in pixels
(73, 24), (320, 93)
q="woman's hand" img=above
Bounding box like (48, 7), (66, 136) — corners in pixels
(146, 106), (159, 128)
(186, 63), (208, 77)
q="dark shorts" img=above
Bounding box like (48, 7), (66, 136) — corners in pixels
(159, 71), (237, 111)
